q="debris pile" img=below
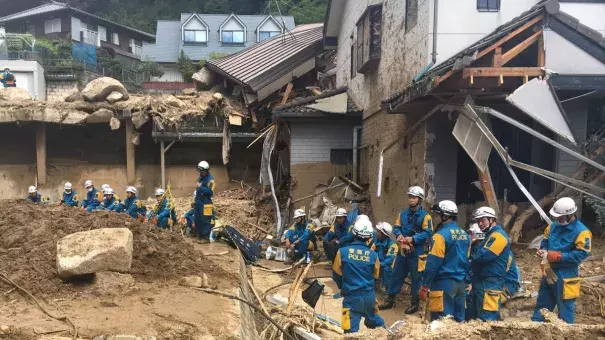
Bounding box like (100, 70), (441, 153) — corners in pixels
(0, 200), (234, 296)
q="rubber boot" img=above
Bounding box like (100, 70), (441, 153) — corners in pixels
(378, 294), (396, 310)
(405, 297), (420, 314)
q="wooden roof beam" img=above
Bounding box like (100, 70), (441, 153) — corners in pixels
(462, 67), (544, 78)
(500, 30), (542, 66)
(435, 14), (544, 86)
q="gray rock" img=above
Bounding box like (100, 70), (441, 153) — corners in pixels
(82, 77), (129, 102)
(57, 228), (133, 279)
(106, 91), (125, 104)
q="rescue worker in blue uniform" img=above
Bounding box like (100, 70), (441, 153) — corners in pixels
(419, 200), (469, 322)
(332, 218), (385, 333)
(59, 182), (78, 207)
(468, 206), (511, 321)
(374, 222), (397, 292)
(115, 186), (146, 220)
(0, 68), (16, 87)
(194, 161), (216, 242)
(99, 188), (120, 211)
(181, 191), (196, 234)
(323, 208), (350, 262)
(531, 197), (592, 324)
(380, 186), (433, 314)
(26, 186), (47, 203)
(82, 180), (103, 212)
(338, 215), (376, 251)
(284, 209), (316, 262)
(502, 253), (521, 305)
(465, 223), (484, 320)
(149, 188), (175, 229)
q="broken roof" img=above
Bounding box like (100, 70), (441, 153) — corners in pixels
(273, 87), (362, 118)
(0, 1), (155, 40)
(205, 24), (324, 97)
(382, 1), (605, 112)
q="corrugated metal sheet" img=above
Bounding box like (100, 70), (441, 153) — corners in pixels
(206, 24), (324, 92)
(142, 13), (295, 63)
(0, 2), (66, 22)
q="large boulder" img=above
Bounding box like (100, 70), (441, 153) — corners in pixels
(106, 91), (125, 104)
(0, 87), (32, 101)
(192, 67), (215, 89)
(56, 228), (133, 279)
(81, 77), (129, 102)
(64, 90), (83, 102)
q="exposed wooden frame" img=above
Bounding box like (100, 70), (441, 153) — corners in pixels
(462, 67), (544, 78)
(435, 14), (544, 85)
(537, 34), (545, 67)
(477, 167), (500, 215)
(493, 47), (502, 67)
(500, 30), (542, 66)
(281, 83), (293, 105)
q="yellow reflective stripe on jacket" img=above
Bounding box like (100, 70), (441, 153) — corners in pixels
(333, 250), (343, 275)
(575, 230), (592, 252)
(395, 214), (401, 227)
(207, 179), (216, 192)
(544, 224), (551, 240)
(421, 214), (432, 230)
(485, 231), (508, 256)
(387, 243), (398, 256)
(373, 257), (380, 279)
(430, 234), (446, 258)
(506, 255), (513, 272)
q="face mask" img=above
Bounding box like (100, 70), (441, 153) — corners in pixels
(87, 188), (93, 192)
(65, 190), (71, 194)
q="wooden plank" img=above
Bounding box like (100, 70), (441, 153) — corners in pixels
(436, 15), (544, 85)
(125, 119), (135, 184)
(500, 30), (542, 66)
(538, 34), (545, 67)
(462, 67), (543, 78)
(36, 123), (46, 185)
(477, 167), (499, 215)
(493, 47), (502, 67)
(281, 83), (294, 105)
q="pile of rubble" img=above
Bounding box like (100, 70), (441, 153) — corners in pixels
(0, 77), (246, 132)
(0, 199), (234, 296)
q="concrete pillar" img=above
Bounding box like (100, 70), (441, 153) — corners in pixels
(36, 123), (46, 185)
(125, 120), (135, 184)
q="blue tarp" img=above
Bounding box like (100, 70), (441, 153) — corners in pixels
(72, 42), (96, 66)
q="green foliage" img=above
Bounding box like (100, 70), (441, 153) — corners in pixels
(33, 37), (72, 59)
(587, 198), (605, 231)
(204, 0), (230, 13)
(136, 59), (165, 80)
(177, 50), (197, 82)
(97, 47), (123, 77)
(267, 0), (328, 25)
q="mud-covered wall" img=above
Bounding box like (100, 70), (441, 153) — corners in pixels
(334, 0), (431, 222)
(0, 122), (260, 200)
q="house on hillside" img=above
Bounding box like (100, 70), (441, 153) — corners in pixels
(142, 13), (295, 87)
(324, 0), (605, 227)
(0, 1), (155, 68)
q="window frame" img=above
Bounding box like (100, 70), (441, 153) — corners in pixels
(259, 31), (280, 41)
(44, 18), (61, 34)
(477, 0), (500, 12)
(355, 4), (382, 74)
(183, 29), (208, 43)
(222, 30), (245, 44)
(405, 0), (418, 32)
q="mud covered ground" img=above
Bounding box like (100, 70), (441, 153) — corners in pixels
(0, 199), (236, 296)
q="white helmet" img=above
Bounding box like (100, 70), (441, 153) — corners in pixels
(64, 182), (72, 190)
(432, 200), (458, 217)
(126, 186), (137, 194)
(155, 188), (165, 196)
(293, 209), (306, 219)
(193, 191), (197, 197)
(104, 188), (114, 195)
(473, 206), (497, 220)
(375, 222), (393, 237)
(356, 214), (370, 222)
(408, 186), (425, 200)
(550, 197), (577, 218)
(28, 186), (37, 194)
(84, 180), (93, 188)
(335, 208), (347, 217)
(352, 218), (374, 239)
(197, 161), (210, 171)
(469, 223), (485, 240)
(101, 184), (110, 191)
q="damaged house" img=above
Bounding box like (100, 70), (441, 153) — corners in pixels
(324, 0), (605, 239)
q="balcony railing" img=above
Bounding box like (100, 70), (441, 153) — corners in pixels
(134, 45), (143, 57)
(7, 50), (42, 63)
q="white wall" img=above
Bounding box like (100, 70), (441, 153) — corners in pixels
(560, 2), (605, 34)
(222, 17), (245, 31)
(545, 30), (605, 75)
(258, 18), (281, 33)
(184, 16), (206, 30)
(2, 60), (46, 100)
(151, 63), (184, 82)
(290, 122), (354, 164)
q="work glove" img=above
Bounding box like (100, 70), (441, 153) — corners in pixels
(537, 249), (548, 258)
(418, 286), (429, 302)
(546, 251), (562, 263)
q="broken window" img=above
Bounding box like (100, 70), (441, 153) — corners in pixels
(405, 0), (418, 32)
(477, 0), (500, 12)
(355, 4), (382, 74)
